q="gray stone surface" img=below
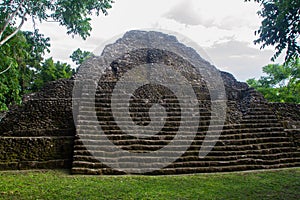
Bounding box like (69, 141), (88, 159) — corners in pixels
(0, 79), (75, 169)
(0, 30), (299, 173)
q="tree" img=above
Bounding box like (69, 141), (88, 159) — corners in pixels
(0, 0), (114, 43)
(0, 27), (71, 110)
(70, 48), (94, 66)
(0, 27), (38, 110)
(0, 0), (114, 110)
(246, 0), (300, 62)
(247, 58), (300, 103)
(0, 0), (114, 74)
(18, 30), (51, 94)
(32, 57), (74, 91)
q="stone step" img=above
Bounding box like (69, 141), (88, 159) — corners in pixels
(79, 109), (214, 115)
(76, 123), (283, 132)
(73, 149), (299, 163)
(199, 125), (284, 132)
(210, 141), (295, 151)
(155, 163), (300, 174)
(71, 161), (300, 175)
(72, 148), (300, 164)
(78, 116), (225, 127)
(72, 157), (300, 174)
(73, 131), (288, 142)
(215, 137), (292, 146)
(79, 115), (181, 122)
(71, 167), (124, 175)
(73, 141), (295, 157)
(74, 136), (291, 147)
(80, 101), (212, 109)
(71, 158), (300, 173)
(72, 153), (300, 167)
(80, 97), (197, 104)
(241, 123), (282, 128)
(167, 159), (300, 171)
(76, 122), (283, 130)
(94, 97), (181, 102)
(242, 114), (278, 119)
(241, 119), (280, 124)
(204, 146), (299, 156)
(81, 95), (212, 101)
(178, 151), (300, 162)
(92, 115), (218, 121)
(72, 161), (107, 169)
(74, 145), (299, 157)
(175, 156), (300, 165)
(210, 127), (284, 134)
(217, 131), (288, 139)
(74, 126), (285, 137)
(246, 107), (273, 111)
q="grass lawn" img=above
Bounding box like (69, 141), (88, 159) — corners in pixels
(0, 168), (299, 200)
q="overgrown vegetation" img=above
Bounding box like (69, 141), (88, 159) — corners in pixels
(246, 0), (300, 62)
(0, 28), (75, 110)
(0, 0), (113, 110)
(0, 168), (299, 199)
(247, 58), (300, 103)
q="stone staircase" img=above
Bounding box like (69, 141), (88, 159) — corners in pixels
(168, 99), (299, 173)
(1, 30), (298, 174)
(70, 30), (299, 175)
(71, 85), (300, 175)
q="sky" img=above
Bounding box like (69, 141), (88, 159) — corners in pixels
(22, 0), (285, 82)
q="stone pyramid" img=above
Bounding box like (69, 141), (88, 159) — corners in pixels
(0, 30), (299, 174)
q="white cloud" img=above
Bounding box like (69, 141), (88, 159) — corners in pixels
(163, 0), (261, 30)
(204, 40), (283, 81)
(20, 0), (273, 81)
(163, 1), (215, 27)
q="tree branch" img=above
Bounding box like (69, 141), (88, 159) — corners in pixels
(0, 0), (26, 40)
(0, 62), (13, 75)
(0, 14), (26, 47)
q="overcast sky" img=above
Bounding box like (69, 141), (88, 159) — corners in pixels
(22, 0), (284, 82)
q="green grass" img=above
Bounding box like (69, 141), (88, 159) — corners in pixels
(0, 168), (299, 200)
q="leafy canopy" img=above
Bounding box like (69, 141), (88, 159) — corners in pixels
(247, 58), (300, 103)
(0, 0), (114, 41)
(0, 27), (46, 110)
(246, 0), (300, 62)
(0, 0), (114, 110)
(0, 0), (114, 73)
(70, 48), (94, 66)
(0, 27), (74, 110)
(32, 57), (75, 91)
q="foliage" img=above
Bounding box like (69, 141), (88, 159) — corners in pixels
(0, 0), (114, 75)
(246, 0), (300, 62)
(32, 57), (74, 91)
(70, 48), (94, 66)
(0, 0), (114, 110)
(0, 27), (72, 110)
(247, 58), (300, 103)
(0, 0), (114, 43)
(18, 30), (51, 94)
(0, 27), (37, 110)
(0, 169), (299, 199)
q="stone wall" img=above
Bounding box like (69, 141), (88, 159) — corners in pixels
(0, 79), (75, 170)
(269, 103), (300, 129)
(268, 103), (300, 150)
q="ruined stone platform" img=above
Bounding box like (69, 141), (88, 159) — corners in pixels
(0, 30), (299, 174)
